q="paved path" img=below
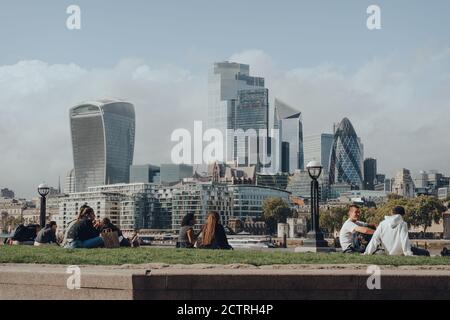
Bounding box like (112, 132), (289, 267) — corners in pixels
(1, 263), (449, 300)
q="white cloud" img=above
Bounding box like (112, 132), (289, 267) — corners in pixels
(1, 48), (449, 198)
(0, 59), (205, 198)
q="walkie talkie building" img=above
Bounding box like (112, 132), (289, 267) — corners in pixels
(70, 99), (135, 192)
(328, 118), (363, 189)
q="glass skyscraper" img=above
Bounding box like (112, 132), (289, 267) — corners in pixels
(363, 158), (377, 190)
(208, 62), (269, 166)
(328, 118), (363, 188)
(70, 99), (135, 192)
(303, 133), (334, 174)
(273, 98), (304, 173)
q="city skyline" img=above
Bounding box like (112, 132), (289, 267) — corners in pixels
(1, 1), (450, 198)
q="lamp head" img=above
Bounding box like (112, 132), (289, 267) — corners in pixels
(306, 160), (323, 180)
(38, 183), (50, 197)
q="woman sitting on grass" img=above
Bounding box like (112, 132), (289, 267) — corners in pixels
(64, 206), (104, 249)
(100, 217), (131, 247)
(197, 212), (232, 250)
(177, 213), (197, 248)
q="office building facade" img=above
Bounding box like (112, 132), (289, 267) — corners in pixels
(392, 169), (415, 198)
(303, 133), (334, 174)
(363, 158), (377, 190)
(273, 98), (304, 173)
(70, 99), (135, 192)
(208, 62), (269, 167)
(329, 118), (364, 189)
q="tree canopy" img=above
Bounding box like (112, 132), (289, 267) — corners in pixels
(262, 197), (292, 234)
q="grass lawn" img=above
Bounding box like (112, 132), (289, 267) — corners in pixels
(0, 246), (449, 266)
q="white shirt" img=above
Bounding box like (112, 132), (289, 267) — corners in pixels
(339, 219), (368, 251)
(364, 214), (413, 256)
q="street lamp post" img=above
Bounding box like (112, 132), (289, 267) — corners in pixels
(38, 183), (50, 228)
(295, 161), (334, 253)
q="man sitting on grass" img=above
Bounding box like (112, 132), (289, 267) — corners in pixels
(364, 206), (430, 256)
(339, 205), (376, 253)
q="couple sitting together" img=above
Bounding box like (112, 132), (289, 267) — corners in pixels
(63, 205), (131, 249)
(340, 205), (430, 256)
(177, 211), (232, 250)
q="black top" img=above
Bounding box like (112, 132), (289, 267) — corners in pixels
(178, 225), (194, 248)
(69, 217), (100, 241)
(12, 224), (38, 242)
(35, 226), (57, 244)
(201, 224), (232, 250)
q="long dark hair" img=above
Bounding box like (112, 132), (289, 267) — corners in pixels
(202, 212), (220, 246)
(181, 213), (195, 227)
(77, 206), (94, 221)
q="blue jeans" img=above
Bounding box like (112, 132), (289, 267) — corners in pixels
(66, 236), (104, 249)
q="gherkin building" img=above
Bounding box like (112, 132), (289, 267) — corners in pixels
(328, 118), (363, 188)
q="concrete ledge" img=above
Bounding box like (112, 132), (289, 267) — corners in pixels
(1, 264), (449, 300)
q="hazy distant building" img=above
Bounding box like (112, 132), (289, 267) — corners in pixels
(329, 118), (363, 189)
(287, 170), (329, 201)
(160, 164), (193, 184)
(363, 158), (377, 190)
(130, 165), (160, 184)
(413, 171), (429, 188)
(208, 62), (269, 167)
(0, 188), (15, 199)
(70, 99), (135, 192)
(376, 174), (386, 184)
(438, 187), (450, 200)
(208, 161), (256, 185)
(273, 98), (304, 173)
(392, 169), (415, 198)
(256, 173), (289, 190)
(64, 169), (76, 194)
(329, 183), (353, 200)
(303, 133), (334, 174)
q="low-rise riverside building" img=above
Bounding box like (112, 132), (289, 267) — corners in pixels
(54, 181), (294, 235)
(171, 181), (233, 233)
(55, 191), (123, 233)
(228, 184), (291, 221)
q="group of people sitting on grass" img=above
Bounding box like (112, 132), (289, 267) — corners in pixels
(3, 221), (59, 246)
(62, 205), (140, 249)
(339, 204), (450, 256)
(3, 205), (140, 249)
(176, 211), (232, 250)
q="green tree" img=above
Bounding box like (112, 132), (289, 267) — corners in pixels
(319, 206), (347, 235)
(262, 197), (292, 234)
(405, 196), (446, 233)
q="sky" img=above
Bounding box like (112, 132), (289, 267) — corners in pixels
(0, 0), (449, 198)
